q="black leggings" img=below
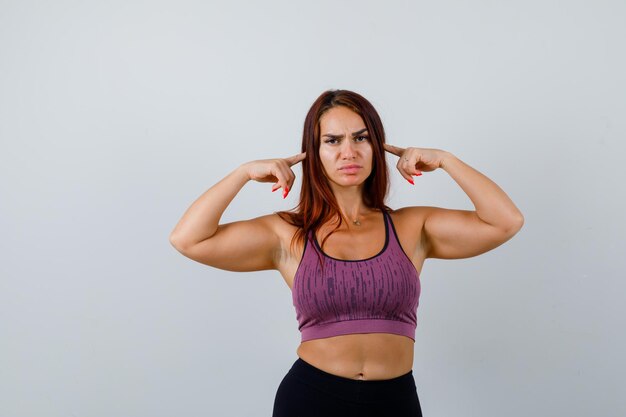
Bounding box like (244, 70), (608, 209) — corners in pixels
(272, 357), (423, 417)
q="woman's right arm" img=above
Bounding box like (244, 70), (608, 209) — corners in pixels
(168, 153), (305, 272)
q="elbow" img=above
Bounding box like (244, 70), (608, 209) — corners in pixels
(504, 213), (524, 235)
(169, 234), (188, 252)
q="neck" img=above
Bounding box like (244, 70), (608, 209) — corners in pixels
(332, 186), (369, 225)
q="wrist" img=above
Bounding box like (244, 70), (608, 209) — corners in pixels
(440, 151), (457, 170)
(235, 163), (252, 182)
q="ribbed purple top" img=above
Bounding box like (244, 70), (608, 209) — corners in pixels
(292, 210), (421, 343)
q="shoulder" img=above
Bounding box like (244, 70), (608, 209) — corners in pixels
(387, 206), (437, 239)
(264, 212), (301, 233)
(265, 212), (305, 250)
(385, 206), (434, 266)
(265, 212), (307, 271)
(387, 206), (432, 228)
(241, 212), (298, 239)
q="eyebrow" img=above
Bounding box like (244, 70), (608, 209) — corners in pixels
(321, 128), (368, 139)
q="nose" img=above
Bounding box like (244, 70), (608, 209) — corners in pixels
(340, 139), (357, 159)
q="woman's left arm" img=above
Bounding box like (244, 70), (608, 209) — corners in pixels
(385, 144), (524, 259)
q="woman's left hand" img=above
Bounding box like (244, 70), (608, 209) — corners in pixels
(383, 143), (449, 184)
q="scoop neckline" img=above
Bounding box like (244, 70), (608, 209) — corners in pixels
(311, 211), (389, 262)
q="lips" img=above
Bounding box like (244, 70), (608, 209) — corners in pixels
(339, 164), (362, 170)
(339, 164), (362, 174)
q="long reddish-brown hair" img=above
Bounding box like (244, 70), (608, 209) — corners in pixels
(276, 89), (393, 263)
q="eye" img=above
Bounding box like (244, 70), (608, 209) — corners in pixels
(324, 138), (339, 144)
(355, 135), (369, 142)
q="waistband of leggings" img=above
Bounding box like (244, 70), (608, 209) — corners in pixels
(289, 357), (415, 398)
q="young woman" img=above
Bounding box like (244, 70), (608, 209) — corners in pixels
(169, 89), (524, 417)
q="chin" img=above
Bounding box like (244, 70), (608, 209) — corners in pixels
(335, 177), (366, 186)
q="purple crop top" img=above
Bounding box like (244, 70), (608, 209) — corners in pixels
(292, 210), (421, 343)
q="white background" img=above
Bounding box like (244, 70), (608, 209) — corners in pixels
(1, 1), (624, 416)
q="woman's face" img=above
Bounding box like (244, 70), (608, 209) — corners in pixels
(318, 106), (373, 189)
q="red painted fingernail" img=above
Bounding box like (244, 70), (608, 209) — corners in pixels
(272, 187), (278, 192)
(415, 172), (422, 176)
(407, 178), (414, 185)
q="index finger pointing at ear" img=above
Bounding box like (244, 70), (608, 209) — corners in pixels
(285, 152), (306, 166)
(383, 143), (405, 157)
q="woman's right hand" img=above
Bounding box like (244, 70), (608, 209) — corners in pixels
(242, 152), (306, 198)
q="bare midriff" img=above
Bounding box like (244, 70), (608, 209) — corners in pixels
(296, 332), (415, 381)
